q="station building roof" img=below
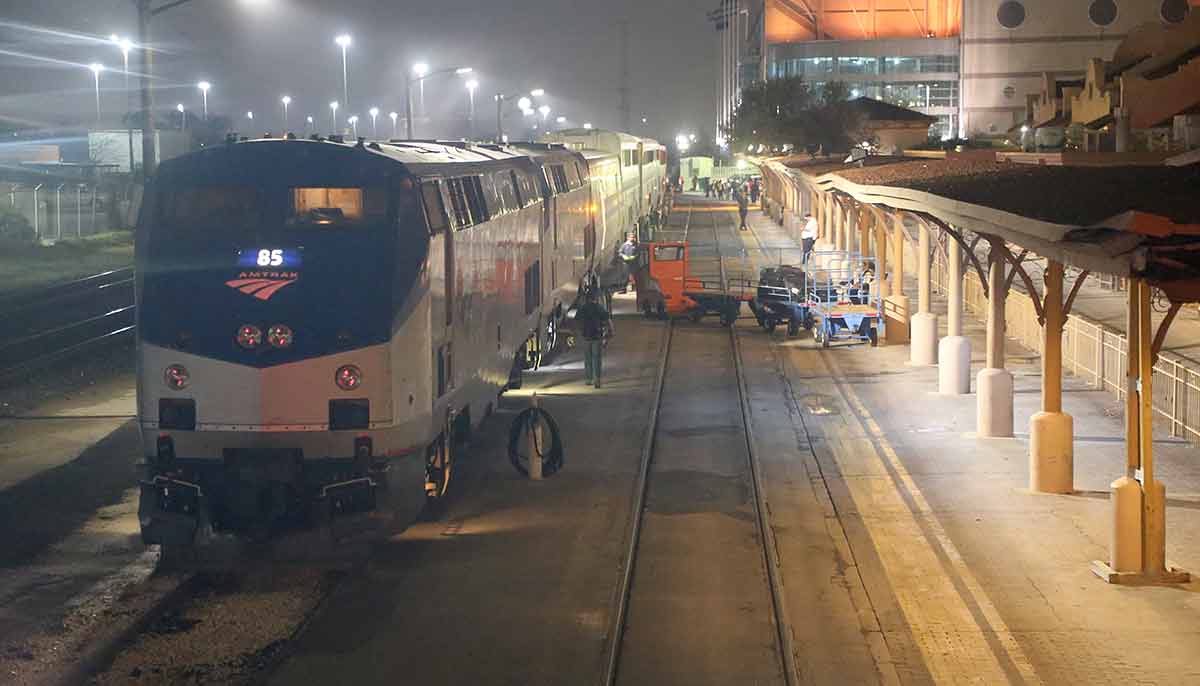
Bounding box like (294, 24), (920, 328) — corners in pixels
(771, 154), (1200, 299)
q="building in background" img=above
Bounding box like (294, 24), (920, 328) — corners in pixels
(720, 0), (1194, 141)
(87, 130), (191, 174)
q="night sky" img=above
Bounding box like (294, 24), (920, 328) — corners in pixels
(0, 0), (718, 145)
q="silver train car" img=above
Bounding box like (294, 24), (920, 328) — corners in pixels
(135, 131), (664, 546)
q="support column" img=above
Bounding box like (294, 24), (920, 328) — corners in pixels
(910, 221), (938, 365)
(1030, 260), (1073, 492)
(883, 212), (909, 344)
(829, 198), (847, 273)
(938, 240), (971, 393)
(1095, 282), (1189, 583)
(873, 210), (888, 304)
(815, 192), (832, 266)
(976, 240), (1013, 438)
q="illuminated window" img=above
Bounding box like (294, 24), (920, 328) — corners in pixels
(837, 57), (879, 75)
(288, 187), (387, 227)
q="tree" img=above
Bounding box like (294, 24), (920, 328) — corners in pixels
(724, 76), (865, 155)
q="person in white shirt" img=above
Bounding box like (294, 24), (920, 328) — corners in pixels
(801, 214), (818, 263)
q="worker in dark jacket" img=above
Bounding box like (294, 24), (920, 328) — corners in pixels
(735, 189), (749, 231)
(575, 289), (611, 388)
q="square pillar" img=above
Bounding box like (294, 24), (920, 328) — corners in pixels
(1094, 281), (1190, 584)
(884, 212), (909, 344)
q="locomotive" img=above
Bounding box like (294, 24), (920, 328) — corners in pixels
(135, 132), (665, 547)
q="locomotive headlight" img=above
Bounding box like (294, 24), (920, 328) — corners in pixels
(164, 364), (190, 390)
(237, 324), (263, 349)
(267, 324), (294, 349)
(335, 365), (363, 391)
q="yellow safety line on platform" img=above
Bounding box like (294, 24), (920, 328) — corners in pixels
(821, 350), (1043, 686)
(730, 205), (1043, 685)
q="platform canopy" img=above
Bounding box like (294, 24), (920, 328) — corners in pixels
(774, 156), (1200, 301)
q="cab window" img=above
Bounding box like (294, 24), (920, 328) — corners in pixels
(288, 187), (388, 227)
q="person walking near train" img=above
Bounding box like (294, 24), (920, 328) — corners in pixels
(575, 288), (611, 388)
(735, 188), (749, 231)
(801, 213), (817, 263)
(618, 232), (639, 293)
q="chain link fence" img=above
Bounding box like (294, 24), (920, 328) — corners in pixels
(3, 182), (121, 242)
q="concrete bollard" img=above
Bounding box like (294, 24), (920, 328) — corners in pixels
(910, 312), (939, 366)
(976, 367), (1014, 437)
(1030, 410), (1073, 492)
(529, 393), (543, 481)
(937, 336), (971, 394)
(1109, 476), (1143, 572)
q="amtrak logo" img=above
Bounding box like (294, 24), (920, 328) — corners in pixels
(225, 271), (299, 301)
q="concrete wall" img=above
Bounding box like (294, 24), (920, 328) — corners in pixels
(960, 0), (1174, 136)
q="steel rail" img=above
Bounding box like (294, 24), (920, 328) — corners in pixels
(713, 204), (800, 686)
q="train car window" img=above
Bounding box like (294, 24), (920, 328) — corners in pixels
(494, 172), (518, 214)
(563, 163), (580, 189)
(509, 170), (524, 208)
(464, 176), (490, 224)
(576, 161), (587, 183)
(421, 180), (450, 233)
(480, 174), (502, 218)
(160, 186), (261, 232)
(288, 187), (388, 228)
(446, 178), (471, 228)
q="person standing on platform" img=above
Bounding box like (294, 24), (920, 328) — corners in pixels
(735, 189), (749, 231)
(575, 289), (610, 388)
(749, 179), (760, 204)
(801, 213), (818, 263)
(618, 232), (639, 293)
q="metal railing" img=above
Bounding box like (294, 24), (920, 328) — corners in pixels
(930, 246), (1200, 442)
(4, 183), (115, 242)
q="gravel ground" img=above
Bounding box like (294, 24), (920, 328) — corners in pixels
(92, 568), (335, 686)
(0, 339), (135, 417)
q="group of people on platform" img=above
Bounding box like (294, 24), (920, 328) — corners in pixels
(704, 177), (760, 205)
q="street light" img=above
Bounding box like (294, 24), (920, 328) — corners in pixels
(197, 81), (211, 120)
(405, 63), (473, 139)
(466, 79), (478, 138)
(583, 122), (593, 129)
(305, 115), (314, 134)
(335, 34), (352, 108)
(176, 103), (186, 130)
(517, 96), (532, 111)
(556, 116), (566, 124)
(246, 111), (253, 123)
(88, 63), (104, 124)
(348, 115), (358, 138)
(413, 62), (429, 121)
(368, 107), (379, 137)
(281, 95), (291, 130)
(530, 88), (545, 98)
(389, 111), (398, 138)
(110, 35), (134, 172)
(538, 104), (551, 123)
(329, 101), (339, 133)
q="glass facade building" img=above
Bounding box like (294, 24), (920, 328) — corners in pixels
(767, 37), (961, 140)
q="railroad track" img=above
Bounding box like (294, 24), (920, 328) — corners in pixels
(0, 267), (136, 383)
(600, 198), (797, 686)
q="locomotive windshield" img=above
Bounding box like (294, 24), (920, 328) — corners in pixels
(288, 187), (389, 228)
(161, 186), (263, 232)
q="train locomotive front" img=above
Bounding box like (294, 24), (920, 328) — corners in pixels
(136, 139), (433, 545)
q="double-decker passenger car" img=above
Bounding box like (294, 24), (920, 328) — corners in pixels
(136, 134), (662, 547)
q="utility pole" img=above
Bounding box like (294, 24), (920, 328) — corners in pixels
(496, 93), (504, 142)
(619, 20), (630, 133)
(136, 0), (155, 178)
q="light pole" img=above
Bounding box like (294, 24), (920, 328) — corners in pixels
(246, 111), (254, 128)
(281, 95), (291, 131)
(305, 115), (314, 135)
(369, 107), (379, 138)
(405, 64), (473, 139)
(413, 62), (429, 121)
(348, 115), (358, 138)
(389, 111), (398, 138)
(110, 35), (135, 174)
(335, 34), (352, 109)
(176, 103), (186, 130)
(494, 91), (542, 142)
(197, 81), (210, 120)
(329, 101), (339, 133)
(88, 63), (104, 124)
(538, 104), (551, 124)
(465, 79), (478, 138)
